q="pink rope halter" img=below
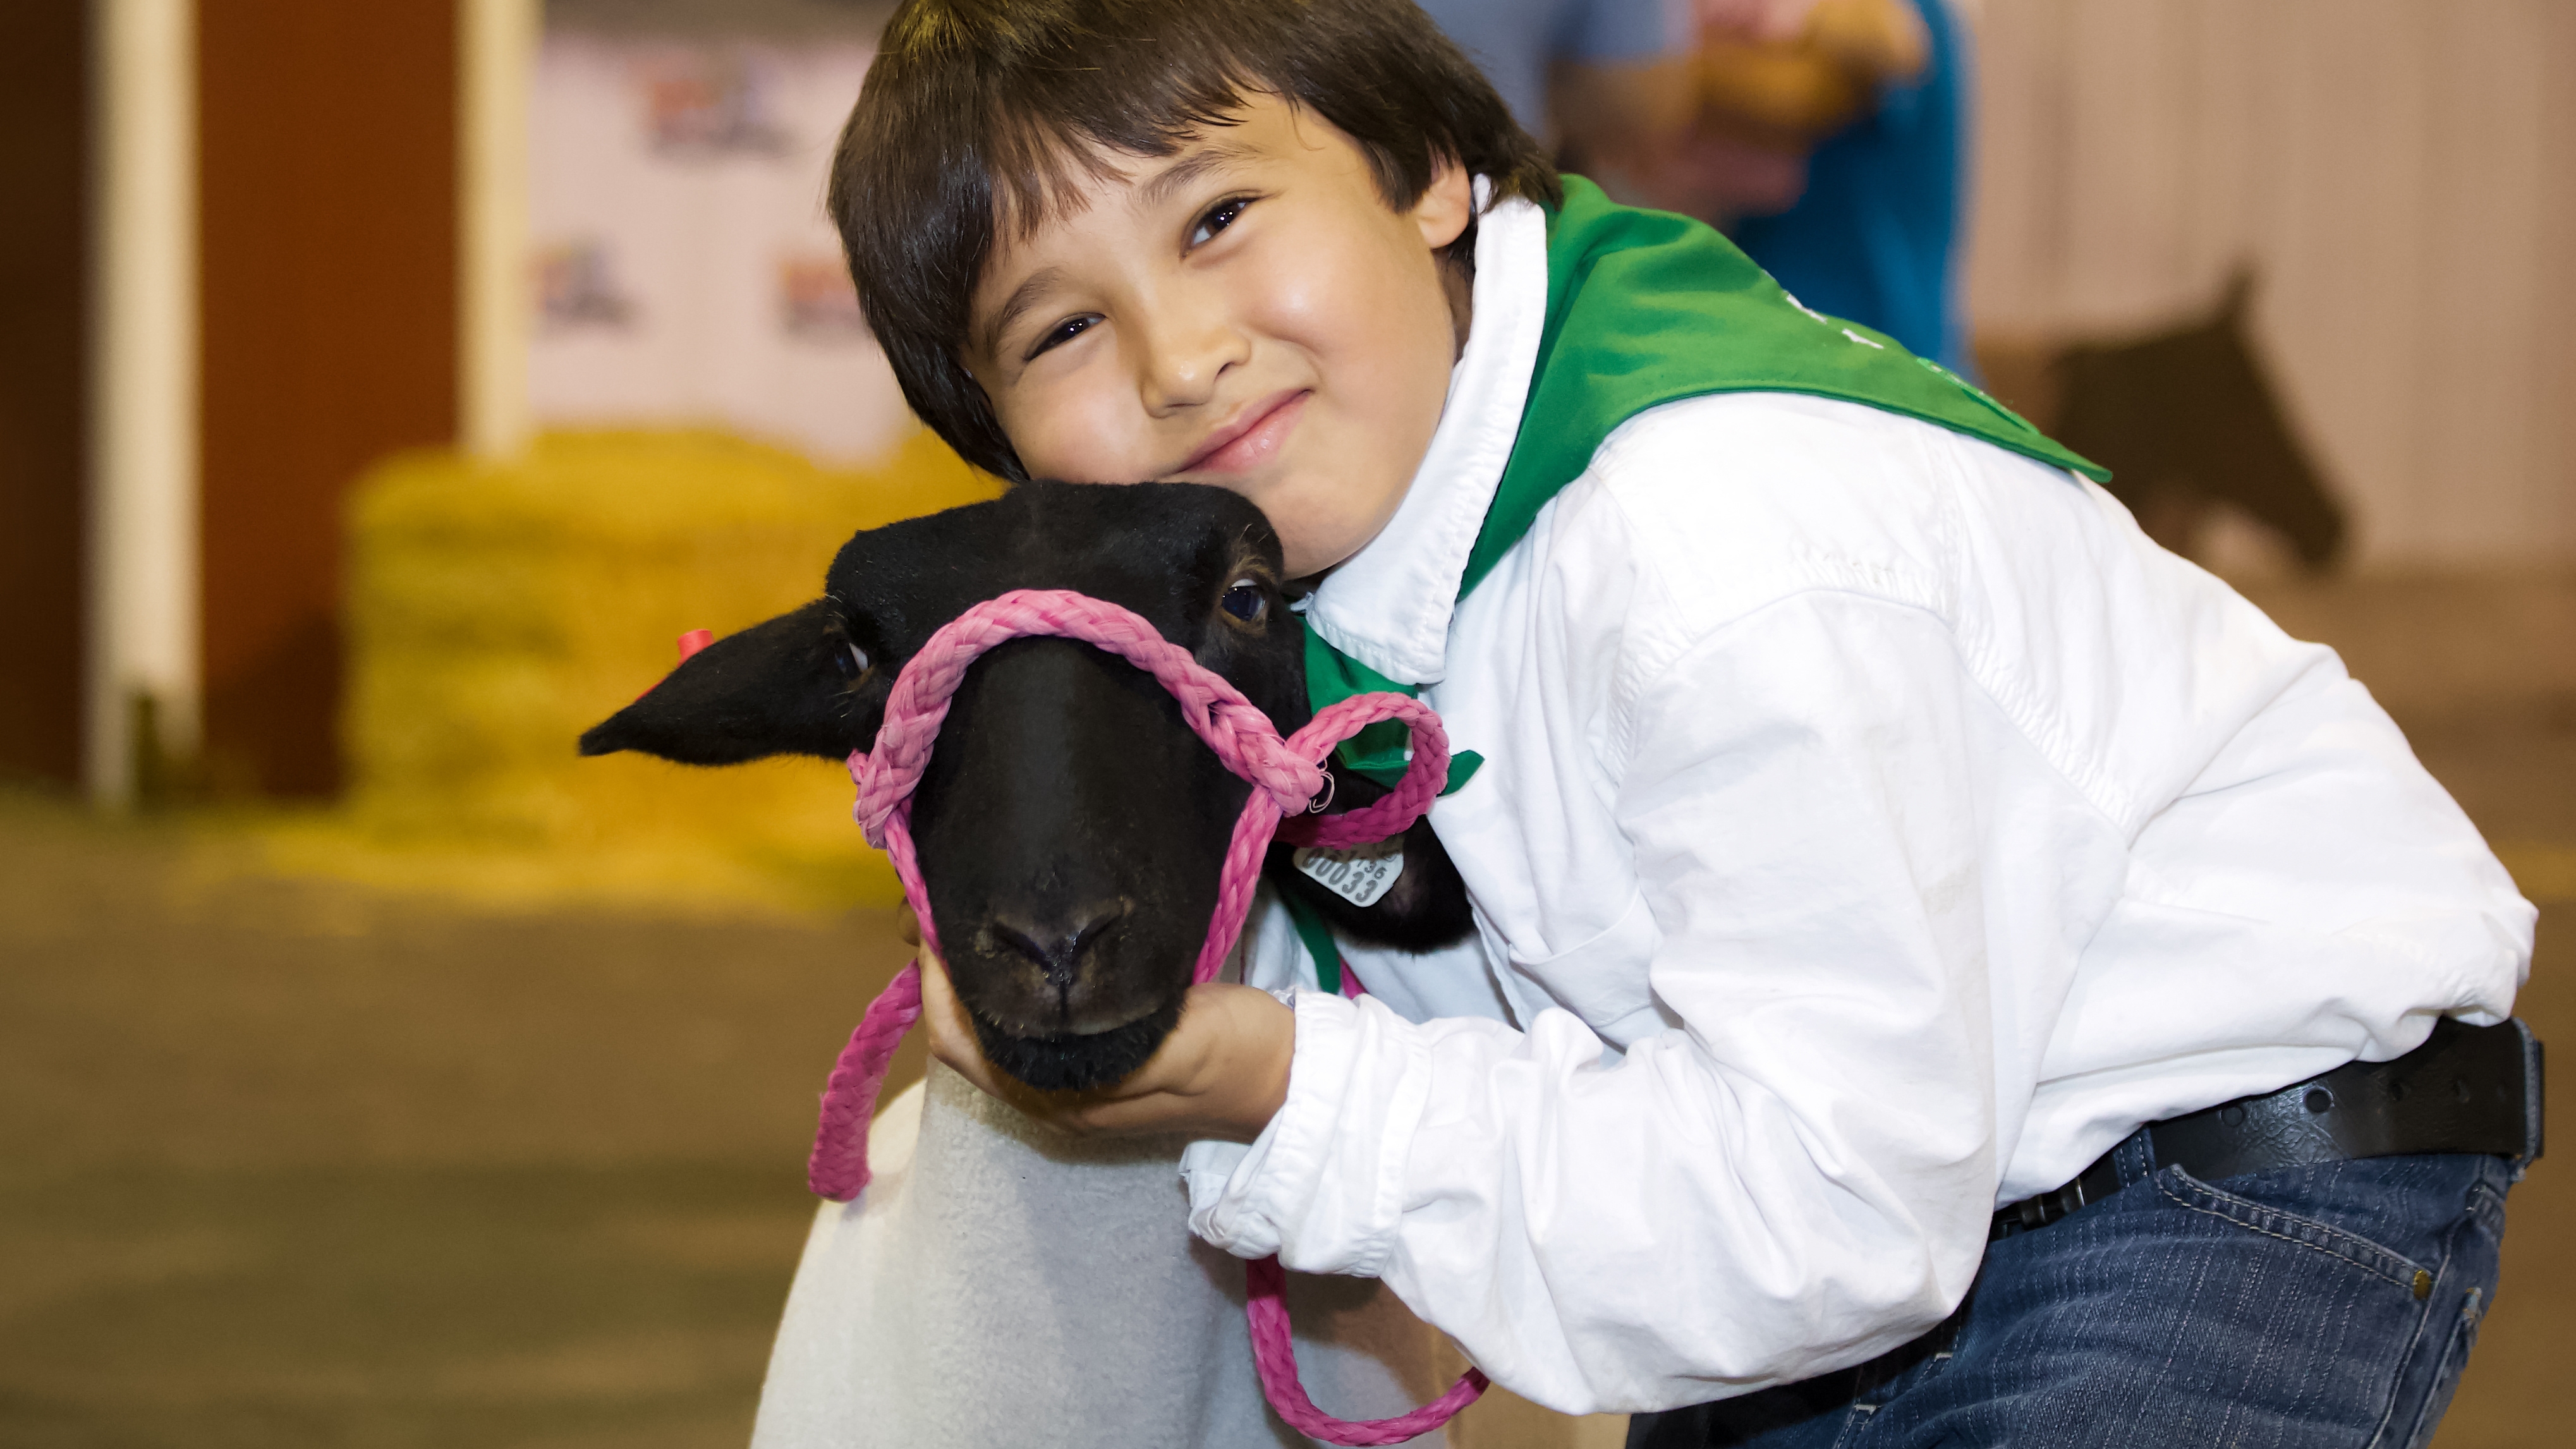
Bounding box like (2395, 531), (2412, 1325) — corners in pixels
(803, 588), (1486, 1445)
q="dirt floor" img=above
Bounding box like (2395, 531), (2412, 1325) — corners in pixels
(0, 803), (921, 1448)
(1, 571), (2568, 1448)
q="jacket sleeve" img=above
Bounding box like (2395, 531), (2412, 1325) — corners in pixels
(1189, 588), (2070, 1415)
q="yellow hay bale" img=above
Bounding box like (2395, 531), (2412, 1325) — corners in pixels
(265, 427), (1001, 917)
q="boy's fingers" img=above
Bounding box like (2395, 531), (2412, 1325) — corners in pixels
(914, 950), (1007, 1098)
(913, 962), (1289, 1139)
(1063, 985), (1292, 1138)
(915, 952), (1102, 1128)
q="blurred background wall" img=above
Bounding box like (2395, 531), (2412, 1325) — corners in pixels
(0, 0), (467, 804)
(3, 0), (932, 817)
(13, 0), (2572, 809)
(525, 21), (909, 463)
(197, 3), (459, 797)
(1971, 0), (2576, 572)
(0, 3), (90, 789)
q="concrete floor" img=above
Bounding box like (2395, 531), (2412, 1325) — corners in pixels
(1, 570), (2568, 1448)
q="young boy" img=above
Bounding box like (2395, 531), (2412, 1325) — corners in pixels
(830, 1), (2539, 1441)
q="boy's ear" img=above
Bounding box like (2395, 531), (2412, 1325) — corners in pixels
(579, 599), (889, 765)
(1411, 153), (1476, 252)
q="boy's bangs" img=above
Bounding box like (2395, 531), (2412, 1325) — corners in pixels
(981, 66), (1281, 244)
(834, 0), (1557, 482)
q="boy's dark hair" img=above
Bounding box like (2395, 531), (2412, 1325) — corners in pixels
(830, 0), (1562, 482)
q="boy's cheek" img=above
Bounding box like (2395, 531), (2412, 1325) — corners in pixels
(996, 387), (1158, 484)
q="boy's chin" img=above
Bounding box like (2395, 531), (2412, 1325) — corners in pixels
(1259, 482), (1414, 581)
(1282, 535), (1370, 583)
(1289, 515), (1408, 581)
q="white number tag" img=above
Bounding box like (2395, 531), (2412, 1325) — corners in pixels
(1291, 839), (1404, 909)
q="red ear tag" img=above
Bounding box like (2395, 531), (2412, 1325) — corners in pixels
(635, 628), (717, 701)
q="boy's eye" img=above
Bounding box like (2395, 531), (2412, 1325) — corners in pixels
(1219, 579), (1266, 623)
(1188, 196), (1252, 249)
(1025, 314), (1098, 361)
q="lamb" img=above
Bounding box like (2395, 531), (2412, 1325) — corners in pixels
(578, 482), (1490, 1446)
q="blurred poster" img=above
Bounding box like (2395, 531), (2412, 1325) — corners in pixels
(529, 36), (914, 464)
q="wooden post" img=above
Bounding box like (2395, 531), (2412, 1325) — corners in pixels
(86, 0), (200, 807)
(459, 0), (535, 461)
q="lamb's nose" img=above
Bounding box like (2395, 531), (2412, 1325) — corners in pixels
(991, 901), (1128, 989)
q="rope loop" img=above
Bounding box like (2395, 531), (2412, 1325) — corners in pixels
(851, 591), (1332, 848)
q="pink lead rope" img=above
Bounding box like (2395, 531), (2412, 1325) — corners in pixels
(801, 588), (1485, 1445)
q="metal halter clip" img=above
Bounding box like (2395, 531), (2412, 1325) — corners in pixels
(1306, 768), (1335, 815)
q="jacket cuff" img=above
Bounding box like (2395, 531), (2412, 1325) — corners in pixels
(1185, 989), (1430, 1276)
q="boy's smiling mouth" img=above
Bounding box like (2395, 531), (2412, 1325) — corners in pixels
(1174, 389), (1311, 476)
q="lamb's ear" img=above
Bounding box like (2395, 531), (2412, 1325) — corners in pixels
(579, 599), (888, 765)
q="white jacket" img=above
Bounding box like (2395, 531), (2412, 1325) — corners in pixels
(1181, 197), (2533, 1415)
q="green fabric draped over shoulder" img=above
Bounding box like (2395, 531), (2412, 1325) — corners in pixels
(1462, 175), (2107, 594)
(1301, 176), (2104, 789)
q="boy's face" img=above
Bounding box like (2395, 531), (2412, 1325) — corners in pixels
(963, 96), (1475, 578)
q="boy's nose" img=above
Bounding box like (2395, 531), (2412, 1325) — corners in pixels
(1136, 313), (1246, 415)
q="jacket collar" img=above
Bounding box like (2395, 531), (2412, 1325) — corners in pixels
(1299, 192), (1548, 688)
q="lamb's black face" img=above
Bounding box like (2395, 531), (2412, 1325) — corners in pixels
(874, 486), (1308, 1088)
(580, 483), (1310, 1090)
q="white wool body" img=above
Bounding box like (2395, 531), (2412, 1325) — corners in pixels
(752, 1054), (1468, 1448)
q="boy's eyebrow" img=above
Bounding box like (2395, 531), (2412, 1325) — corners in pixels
(1133, 139), (1261, 213)
(979, 265), (1068, 361)
(973, 140), (1260, 361)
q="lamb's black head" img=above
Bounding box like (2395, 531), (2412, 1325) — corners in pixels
(580, 482), (1307, 1091)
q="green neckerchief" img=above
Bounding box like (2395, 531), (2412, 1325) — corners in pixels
(1461, 176), (2106, 596)
(1280, 888), (1344, 995)
(1287, 178), (2105, 990)
(1303, 175), (2105, 785)
(1299, 623), (1485, 793)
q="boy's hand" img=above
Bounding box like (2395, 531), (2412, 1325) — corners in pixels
(908, 925), (1294, 1143)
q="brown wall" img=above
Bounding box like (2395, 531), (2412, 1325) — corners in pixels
(0, 1), (90, 787)
(200, 1), (457, 796)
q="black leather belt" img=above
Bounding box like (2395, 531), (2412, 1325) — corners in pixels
(1994, 1017), (2544, 1241)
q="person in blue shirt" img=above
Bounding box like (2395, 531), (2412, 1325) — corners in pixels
(1729, 0), (1971, 372)
(1608, 0), (1971, 373)
(1416, 0), (1696, 162)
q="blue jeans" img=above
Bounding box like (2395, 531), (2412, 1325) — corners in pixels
(1630, 1143), (2517, 1449)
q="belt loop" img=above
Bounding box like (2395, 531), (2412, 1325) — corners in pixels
(2510, 1017), (2545, 1179)
(2117, 1124), (2158, 1186)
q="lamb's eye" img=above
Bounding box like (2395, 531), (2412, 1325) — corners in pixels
(1219, 579), (1266, 622)
(834, 641), (870, 680)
